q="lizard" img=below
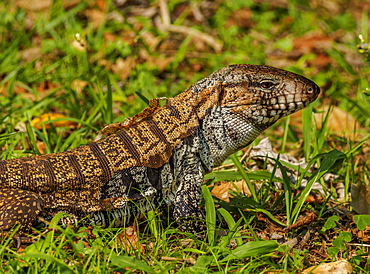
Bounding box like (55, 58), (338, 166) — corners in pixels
(0, 64), (320, 234)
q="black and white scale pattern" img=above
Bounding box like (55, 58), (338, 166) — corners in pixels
(86, 103), (272, 232)
(88, 127), (214, 231)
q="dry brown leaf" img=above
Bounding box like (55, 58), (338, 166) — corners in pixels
(118, 225), (144, 253)
(84, 9), (106, 29)
(31, 113), (77, 130)
(95, 0), (106, 11)
(224, 7), (254, 29)
(103, 32), (117, 42)
(62, 0), (81, 9)
(292, 32), (334, 68)
(161, 256), (195, 265)
(285, 211), (317, 232)
(356, 226), (370, 243)
(314, 105), (362, 140)
(36, 81), (57, 92)
(293, 33), (333, 54)
(71, 79), (88, 93)
(140, 31), (162, 51)
(211, 180), (252, 202)
(111, 56), (136, 80)
(0, 82), (27, 96)
(302, 260), (352, 274)
(148, 56), (173, 71)
(36, 141), (47, 154)
(310, 52), (333, 68)
(18, 47), (42, 63)
(15, 0), (52, 11)
(351, 182), (370, 214)
(71, 40), (86, 52)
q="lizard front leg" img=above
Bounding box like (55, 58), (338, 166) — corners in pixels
(0, 189), (44, 231)
(173, 158), (207, 235)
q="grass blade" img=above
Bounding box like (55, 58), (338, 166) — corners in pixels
(218, 208), (243, 246)
(302, 105), (313, 160)
(105, 74), (113, 124)
(220, 240), (278, 261)
(230, 153), (257, 201)
(202, 185), (216, 246)
(291, 149), (346, 223)
(112, 256), (155, 273)
(267, 156), (293, 226)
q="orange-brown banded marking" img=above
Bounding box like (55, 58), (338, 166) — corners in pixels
(0, 161), (7, 180)
(41, 159), (57, 190)
(46, 153), (81, 189)
(24, 161), (49, 191)
(114, 130), (142, 166)
(87, 142), (112, 184)
(67, 154), (86, 186)
(143, 118), (173, 166)
(20, 162), (30, 187)
(72, 146), (105, 185)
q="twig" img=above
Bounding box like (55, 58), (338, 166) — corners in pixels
(158, 0), (222, 53)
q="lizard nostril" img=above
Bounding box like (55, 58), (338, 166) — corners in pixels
(313, 84), (320, 95)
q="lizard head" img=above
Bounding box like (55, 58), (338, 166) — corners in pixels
(215, 64), (320, 127)
(197, 64), (320, 164)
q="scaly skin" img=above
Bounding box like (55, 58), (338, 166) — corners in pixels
(0, 64), (320, 233)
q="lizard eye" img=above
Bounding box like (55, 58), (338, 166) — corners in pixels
(260, 81), (276, 89)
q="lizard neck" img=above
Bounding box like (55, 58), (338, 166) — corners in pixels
(201, 106), (268, 165)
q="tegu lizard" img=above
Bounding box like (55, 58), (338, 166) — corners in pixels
(0, 64), (320, 234)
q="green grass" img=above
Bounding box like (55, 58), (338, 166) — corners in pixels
(1, 0), (370, 273)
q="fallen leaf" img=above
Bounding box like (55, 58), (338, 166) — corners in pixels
(15, 0), (52, 11)
(71, 38), (87, 52)
(103, 32), (117, 42)
(292, 32), (334, 68)
(111, 56), (136, 80)
(118, 225), (144, 253)
(351, 182), (370, 214)
(301, 259), (352, 274)
(141, 52), (174, 71)
(36, 141), (46, 154)
(18, 47), (42, 63)
(293, 32), (333, 54)
(84, 9), (106, 29)
(0, 82), (27, 95)
(71, 79), (88, 93)
(224, 7), (254, 29)
(31, 113), (77, 129)
(282, 237), (298, 248)
(211, 180), (252, 202)
(36, 81), (57, 92)
(95, 0), (106, 11)
(314, 105), (362, 140)
(285, 211), (317, 232)
(356, 226), (370, 242)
